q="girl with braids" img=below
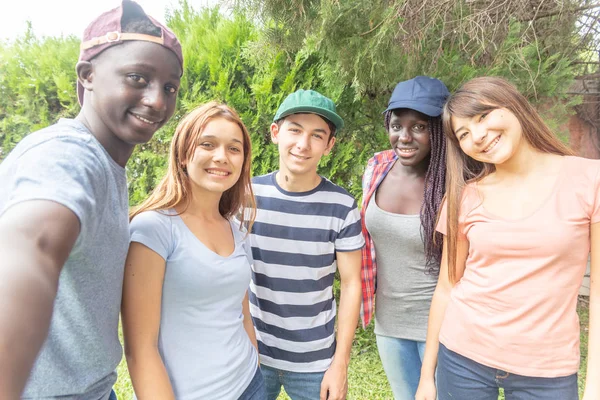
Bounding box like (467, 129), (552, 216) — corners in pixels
(360, 76), (449, 399)
(416, 77), (599, 400)
(122, 102), (265, 399)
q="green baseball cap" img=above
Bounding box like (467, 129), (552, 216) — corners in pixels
(273, 89), (344, 130)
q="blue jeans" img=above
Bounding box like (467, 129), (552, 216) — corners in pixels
(261, 364), (325, 400)
(437, 343), (578, 400)
(109, 390), (117, 400)
(376, 335), (425, 400)
(239, 367), (267, 400)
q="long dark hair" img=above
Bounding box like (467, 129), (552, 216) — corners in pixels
(442, 77), (574, 283)
(385, 110), (447, 275)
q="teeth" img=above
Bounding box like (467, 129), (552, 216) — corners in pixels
(483, 136), (500, 153)
(132, 113), (157, 125)
(399, 148), (417, 153)
(207, 170), (229, 176)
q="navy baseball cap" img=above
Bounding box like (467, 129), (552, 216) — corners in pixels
(384, 76), (450, 117)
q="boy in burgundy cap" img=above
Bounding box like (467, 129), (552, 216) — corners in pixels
(0, 1), (183, 399)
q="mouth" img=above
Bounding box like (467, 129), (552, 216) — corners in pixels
(396, 147), (418, 157)
(129, 112), (163, 126)
(482, 135), (501, 153)
(205, 168), (231, 177)
(290, 153), (310, 161)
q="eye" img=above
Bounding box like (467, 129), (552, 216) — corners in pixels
(165, 84), (178, 94)
(479, 112), (489, 121)
(414, 124), (427, 131)
(128, 74), (147, 84)
(458, 132), (468, 141)
(199, 142), (214, 149)
(390, 124), (401, 131)
(229, 146), (242, 153)
(312, 133), (323, 140)
(289, 128), (301, 133)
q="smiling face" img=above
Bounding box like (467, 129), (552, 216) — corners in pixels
(78, 41), (182, 149)
(186, 118), (245, 195)
(271, 113), (336, 178)
(451, 107), (524, 165)
(388, 109), (432, 167)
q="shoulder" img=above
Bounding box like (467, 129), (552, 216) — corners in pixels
(251, 173), (274, 186)
(316, 179), (359, 210)
(563, 155), (600, 180)
(367, 149), (396, 167)
(131, 209), (175, 233)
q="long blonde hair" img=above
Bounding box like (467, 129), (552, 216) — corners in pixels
(130, 102), (256, 231)
(441, 77), (574, 283)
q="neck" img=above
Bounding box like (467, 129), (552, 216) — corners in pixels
(276, 165), (321, 193)
(493, 142), (551, 181)
(75, 109), (134, 168)
(181, 184), (223, 220)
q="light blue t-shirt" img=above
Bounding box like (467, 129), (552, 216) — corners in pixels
(130, 209), (258, 400)
(0, 119), (129, 400)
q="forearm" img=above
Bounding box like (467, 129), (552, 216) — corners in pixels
(420, 286), (451, 379)
(333, 279), (362, 367)
(127, 350), (175, 400)
(0, 239), (60, 398)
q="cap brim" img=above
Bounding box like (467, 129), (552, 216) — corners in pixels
(277, 106), (344, 130)
(383, 101), (442, 117)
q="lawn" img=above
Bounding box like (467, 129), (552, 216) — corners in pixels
(113, 297), (590, 399)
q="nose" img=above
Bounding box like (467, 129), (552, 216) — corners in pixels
(141, 84), (167, 112)
(398, 128), (412, 143)
(296, 133), (311, 150)
(213, 145), (228, 163)
(471, 125), (488, 144)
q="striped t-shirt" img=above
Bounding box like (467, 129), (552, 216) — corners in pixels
(249, 172), (365, 373)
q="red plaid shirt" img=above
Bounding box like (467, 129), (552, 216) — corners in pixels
(360, 149), (397, 327)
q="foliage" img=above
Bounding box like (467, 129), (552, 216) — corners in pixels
(1, 0), (595, 203)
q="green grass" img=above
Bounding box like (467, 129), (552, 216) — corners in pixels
(113, 297), (590, 399)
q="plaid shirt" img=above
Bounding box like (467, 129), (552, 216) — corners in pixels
(360, 149), (397, 327)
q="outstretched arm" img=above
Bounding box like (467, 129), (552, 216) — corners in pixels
(0, 201), (80, 398)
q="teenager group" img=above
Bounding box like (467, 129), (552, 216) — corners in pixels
(0, 1), (597, 400)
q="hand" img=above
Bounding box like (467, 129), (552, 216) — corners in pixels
(320, 361), (348, 400)
(415, 376), (436, 400)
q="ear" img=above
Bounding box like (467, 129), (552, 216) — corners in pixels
(323, 136), (336, 156)
(76, 61), (94, 91)
(270, 122), (280, 144)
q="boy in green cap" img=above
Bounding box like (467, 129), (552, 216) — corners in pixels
(248, 90), (364, 400)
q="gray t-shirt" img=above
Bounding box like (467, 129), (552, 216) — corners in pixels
(130, 210), (258, 400)
(365, 194), (437, 341)
(0, 119), (129, 400)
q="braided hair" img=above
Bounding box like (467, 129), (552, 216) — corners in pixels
(384, 110), (447, 275)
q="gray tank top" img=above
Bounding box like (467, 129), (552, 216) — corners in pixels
(364, 194), (437, 341)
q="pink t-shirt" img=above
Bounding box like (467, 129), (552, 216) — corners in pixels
(437, 156), (599, 377)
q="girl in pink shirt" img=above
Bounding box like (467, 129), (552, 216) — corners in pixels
(416, 77), (599, 400)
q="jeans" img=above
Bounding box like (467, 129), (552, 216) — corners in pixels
(239, 367), (267, 400)
(109, 390), (117, 400)
(437, 343), (579, 400)
(376, 335), (426, 400)
(261, 364), (325, 400)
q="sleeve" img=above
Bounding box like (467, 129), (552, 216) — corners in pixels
(2, 138), (106, 237)
(232, 217), (254, 265)
(591, 163), (600, 224)
(335, 201), (366, 252)
(130, 211), (174, 260)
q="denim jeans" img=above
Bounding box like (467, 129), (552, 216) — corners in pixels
(239, 367), (267, 400)
(108, 390), (117, 400)
(261, 364), (325, 400)
(437, 343), (579, 400)
(376, 335), (426, 400)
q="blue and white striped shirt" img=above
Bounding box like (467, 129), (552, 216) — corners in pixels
(249, 172), (365, 372)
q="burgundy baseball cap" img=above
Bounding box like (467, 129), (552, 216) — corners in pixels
(77, 0), (184, 105)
